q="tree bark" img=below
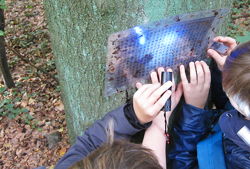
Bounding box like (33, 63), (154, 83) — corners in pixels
(44, 0), (233, 142)
(0, 9), (15, 88)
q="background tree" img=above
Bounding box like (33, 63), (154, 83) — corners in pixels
(44, 0), (233, 142)
(0, 0), (14, 88)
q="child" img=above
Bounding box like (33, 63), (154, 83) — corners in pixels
(168, 37), (250, 169)
(67, 131), (163, 169)
(54, 67), (183, 169)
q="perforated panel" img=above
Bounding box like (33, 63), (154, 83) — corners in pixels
(104, 9), (229, 96)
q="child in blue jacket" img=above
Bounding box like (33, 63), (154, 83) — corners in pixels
(168, 37), (250, 169)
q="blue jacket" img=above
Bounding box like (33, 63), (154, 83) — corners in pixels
(54, 103), (150, 169)
(168, 62), (250, 169)
(168, 104), (250, 169)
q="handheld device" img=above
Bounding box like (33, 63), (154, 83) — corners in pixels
(161, 71), (172, 111)
(161, 71), (172, 163)
(210, 42), (229, 55)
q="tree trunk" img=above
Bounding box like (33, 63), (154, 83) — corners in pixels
(0, 9), (15, 88)
(44, 0), (233, 142)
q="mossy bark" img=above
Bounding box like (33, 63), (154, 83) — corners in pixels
(44, 0), (233, 142)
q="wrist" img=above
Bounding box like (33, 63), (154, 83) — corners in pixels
(146, 123), (167, 138)
(124, 103), (152, 130)
(147, 121), (170, 145)
(150, 122), (167, 135)
(134, 110), (147, 124)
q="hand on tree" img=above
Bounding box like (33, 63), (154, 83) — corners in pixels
(207, 36), (237, 71)
(180, 61), (211, 109)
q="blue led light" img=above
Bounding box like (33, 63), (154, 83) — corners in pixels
(134, 26), (143, 34)
(134, 26), (146, 45)
(139, 36), (146, 45)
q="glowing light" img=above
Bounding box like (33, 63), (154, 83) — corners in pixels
(134, 26), (143, 35)
(134, 26), (146, 45)
(162, 31), (179, 46)
(139, 36), (146, 45)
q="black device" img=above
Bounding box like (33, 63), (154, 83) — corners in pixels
(161, 71), (172, 164)
(210, 42), (229, 55)
(161, 71), (172, 112)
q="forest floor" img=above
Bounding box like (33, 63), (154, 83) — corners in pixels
(0, 0), (249, 169)
(0, 1), (69, 169)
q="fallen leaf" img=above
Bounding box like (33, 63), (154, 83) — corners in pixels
(58, 147), (67, 157)
(55, 102), (64, 111)
(28, 98), (36, 105)
(58, 128), (64, 133)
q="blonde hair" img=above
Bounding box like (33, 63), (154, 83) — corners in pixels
(222, 41), (250, 117)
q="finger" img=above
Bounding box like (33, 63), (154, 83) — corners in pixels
(207, 49), (224, 66)
(152, 90), (172, 113)
(195, 61), (205, 86)
(166, 68), (175, 92)
(136, 82), (143, 89)
(213, 36), (237, 54)
(157, 67), (165, 83)
(134, 84), (153, 98)
(174, 82), (183, 103)
(222, 37), (237, 54)
(200, 61), (211, 89)
(150, 71), (159, 84)
(140, 83), (161, 98)
(180, 65), (188, 85)
(189, 62), (197, 85)
(148, 81), (173, 104)
(213, 36), (224, 42)
(221, 37), (237, 46)
(214, 36), (237, 48)
(172, 82), (183, 110)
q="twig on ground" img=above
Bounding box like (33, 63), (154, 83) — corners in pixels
(233, 13), (250, 20)
(6, 44), (59, 84)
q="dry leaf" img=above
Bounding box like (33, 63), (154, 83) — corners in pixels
(55, 102), (64, 111)
(58, 147), (67, 157)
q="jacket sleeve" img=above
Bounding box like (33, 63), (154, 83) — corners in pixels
(55, 103), (150, 169)
(168, 104), (216, 169)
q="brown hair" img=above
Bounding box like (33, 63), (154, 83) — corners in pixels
(222, 41), (250, 116)
(69, 119), (162, 169)
(68, 140), (163, 169)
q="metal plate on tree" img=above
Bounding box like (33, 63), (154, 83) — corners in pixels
(104, 9), (229, 96)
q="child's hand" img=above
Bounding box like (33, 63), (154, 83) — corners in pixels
(154, 67), (183, 111)
(207, 36), (237, 71)
(133, 82), (172, 124)
(150, 68), (183, 131)
(133, 68), (183, 124)
(142, 68), (183, 169)
(180, 61), (211, 109)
